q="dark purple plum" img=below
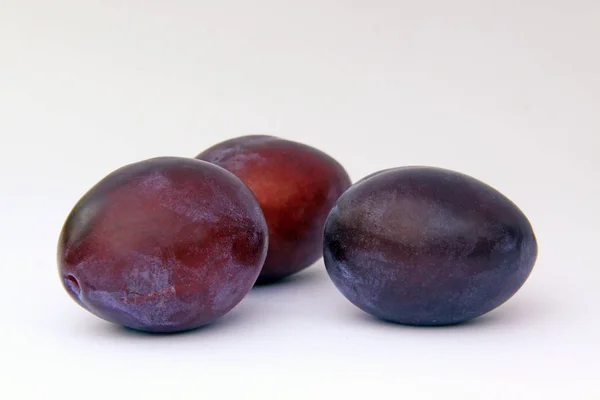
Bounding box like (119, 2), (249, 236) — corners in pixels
(57, 157), (268, 333)
(323, 166), (537, 326)
(197, 135), (351, 283)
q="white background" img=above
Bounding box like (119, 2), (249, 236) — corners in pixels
(1, 1), (599, 398)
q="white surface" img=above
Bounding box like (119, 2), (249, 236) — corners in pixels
(1, 1), (599, 398)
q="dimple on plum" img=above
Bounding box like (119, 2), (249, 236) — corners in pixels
(57, 157), (268, 333)
(323, 166), (538, 326)
(197, 135), (351, 283)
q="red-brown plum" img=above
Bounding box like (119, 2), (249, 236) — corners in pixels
(57, 157), (268, 332)
(197, 135), (351, 283)
(323, 166), (538, 326)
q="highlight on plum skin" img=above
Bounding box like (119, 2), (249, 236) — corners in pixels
(196, 135), (352, 283)
(57, 157), (268, 333)
(323, 166), (538, 326)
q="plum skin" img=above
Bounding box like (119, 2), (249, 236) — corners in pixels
(197, 135), (351, 283)
(323, 166), (538, 326)
(57, 157), (268, 333)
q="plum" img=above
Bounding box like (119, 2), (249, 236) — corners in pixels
(197, 135), (351, 283)
(323, 166), (538, 326)
(57, 157), (268, 332)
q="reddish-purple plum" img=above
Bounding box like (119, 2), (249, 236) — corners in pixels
(323, 166), (538, 326)
(197, 135), (351, 283)
(57, 157), (268, 332)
